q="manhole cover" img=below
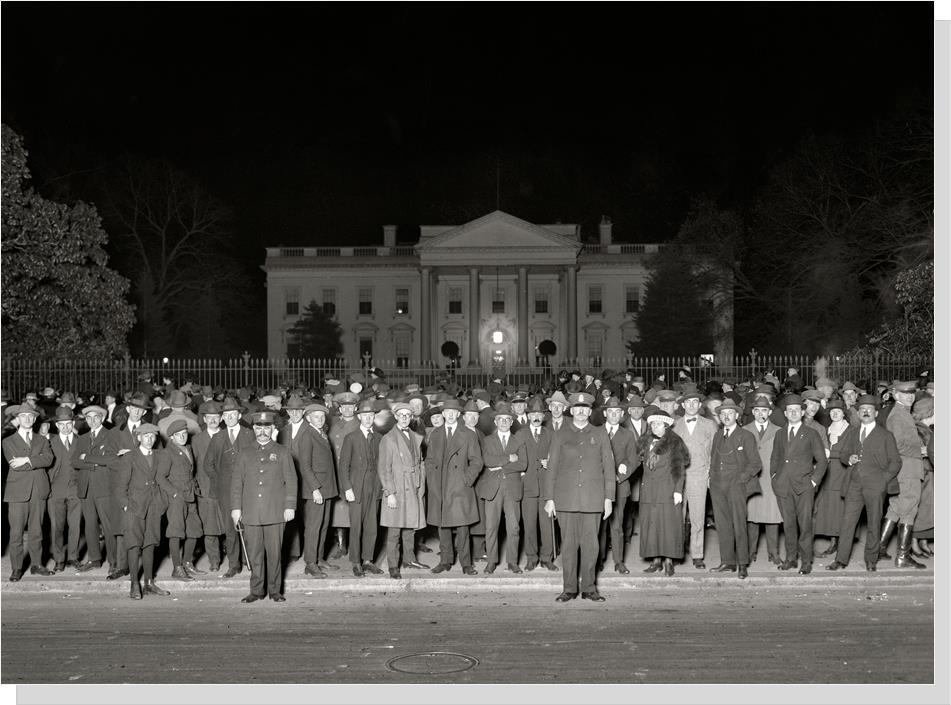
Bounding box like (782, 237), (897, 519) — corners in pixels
(385, 651), (479, 674)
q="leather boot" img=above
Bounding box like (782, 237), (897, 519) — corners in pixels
(144, 579), (171, 596)
(816, 537), (838, 557)
(878, 518), (898, 560)
(171, 566), (194, 581)
(895, 524), (926, 569)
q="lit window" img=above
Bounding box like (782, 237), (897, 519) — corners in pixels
(395, 288), (409, 316)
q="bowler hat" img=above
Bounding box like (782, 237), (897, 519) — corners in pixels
(52, 406), (75, 422)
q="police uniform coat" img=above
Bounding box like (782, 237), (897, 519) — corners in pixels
(543, 422), (615, 511)
(425, 424), (482, 526)
(377, 425), (426, 529)
(230, 439), (298, 525)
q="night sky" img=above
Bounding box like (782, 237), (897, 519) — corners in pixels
(2, 3), (933, 258)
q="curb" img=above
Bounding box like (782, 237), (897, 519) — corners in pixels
(1, 569), (934, 594)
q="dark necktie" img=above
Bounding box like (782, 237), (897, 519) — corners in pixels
(609, 426), (616, 439)
(447, 426), (454, 442)
(788, 426), (794, 444)
(860, 426), (868, 445)
(64, 436), (71, 451)
(758, 425), (766, 439)
(533, 427), (539, 441)
(724, 428), (730, 440)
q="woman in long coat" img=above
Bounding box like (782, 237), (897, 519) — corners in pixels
(377, 402), (426, 578)
(636, 409), (687, 576)
(813, 399), (849, 558)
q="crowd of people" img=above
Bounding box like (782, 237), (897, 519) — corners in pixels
(1, 365), (935, 603)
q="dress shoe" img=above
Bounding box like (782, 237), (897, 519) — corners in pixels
(417, 543), (433, 553)
(524, 560), (538, 571)
(581, 591), (606, 602)
(9, 570), (23, 582)
(692, 559), (706, 569)
(30, 565), (53, 576)
(318, 561), (340, 572)
(507, 562), (523, 574)
(643, 559), (663, 573)
(402, 561), (429, 570)
(362, 562), (383, 575)
(270, 593), (286, 602)
(145, 580), (170, 596)
(430, 563), (452, 574)
(388, 569), (401, 579)
(221, 566), (241, 579)
(798, 564), (812, 575)
(76, 560), (102, 573)
(541, 561), (558, 571)
(663, 559), (675, 577)
(304, 563), (327, 579)
(738, 565), (748, 579)
(106, 568), (129, 580)
(865, 561), (877, 572)
(241, 593), (263, 603)
(484, 563), (497, 574)
(130, 581), (142, 600)
(53, 562), (66, 573)
(352, 565), (365, 577)
(615, 562), (630, 574)
(171, 566), (195, 581)
(825, 560), (848, 571)
(710, 563), (736, 573)
(555, 591), (578, 602)
(778, 559), (797, 571)
(183, 561), (206, 575)
(463, 566), (478, 576)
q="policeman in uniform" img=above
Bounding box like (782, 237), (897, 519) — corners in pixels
(544, 392), (615, 603)
(231, 411), (298, 602)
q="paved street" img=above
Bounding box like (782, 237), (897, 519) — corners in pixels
(1, 579), (933, 684)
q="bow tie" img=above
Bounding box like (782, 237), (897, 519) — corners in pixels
(686, 418), (696, 423)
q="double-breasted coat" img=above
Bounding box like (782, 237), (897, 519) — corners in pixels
(115, 448), (174, 548)
(297, 425), (338, 501)
(543, 422), (615, 512)
(230, 439), (298, 525)
(206, 425), (256, 524)
(377, 426), (426, 529)
(338, 426), (382, 504)
(425, 424), (482, 527)
(477, 431), (527, 502)
(770, 424), (828, 498)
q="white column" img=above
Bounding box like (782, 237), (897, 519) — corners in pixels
(468, 267), (480, 366)
(517, 267), (529, 364)
(420, 267), (431, 362)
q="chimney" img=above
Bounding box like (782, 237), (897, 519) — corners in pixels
(598, 215), (613, 246)
(383, 224), (397, 248)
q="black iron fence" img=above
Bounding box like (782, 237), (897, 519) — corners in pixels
(1, 352), (933, 401)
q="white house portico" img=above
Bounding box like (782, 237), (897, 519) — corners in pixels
(263, 210), (727, 370)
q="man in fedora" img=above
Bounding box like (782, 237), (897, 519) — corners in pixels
(299, 402), (339, 578)
(328, 391), (361, 563)
(277, 395), (310, 564)
(478, 401), (527, 574)
(47, 406), (83, 572)
(672, 388), (718, 569)
(544, 391), (570, 434)
(164, 419), (202, 581)
(157, 390), (200, 441)
(770, 394), (828, 574)
(826, 395), (901, 572)
(426, 398), (482, 575)
(74, 405), (111, 572)
(231, 411), (297, 602)
(337, 399), (384, 577)
(192, 400), (224, 573)
(598, 397), (638, 574)
(520, 395), (558, 571)
(2, 406), (54, 580)
(544, 392), (615, 603)
(708, 399), (762, 579)
(205, 397), (255, 578)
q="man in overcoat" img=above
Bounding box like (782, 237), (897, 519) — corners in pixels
(520, 396), (557, 571)
(426, 398), (482, 575)
(598, 397), (638, 574)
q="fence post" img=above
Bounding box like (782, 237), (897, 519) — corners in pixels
(873, 348), (881, 385)
(242, 351), (251, 388)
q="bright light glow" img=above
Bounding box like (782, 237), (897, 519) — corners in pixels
(491, 330), (504, 344)
(162, 357), (170, 364)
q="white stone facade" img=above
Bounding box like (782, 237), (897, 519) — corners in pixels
(263, 210), (691, 370)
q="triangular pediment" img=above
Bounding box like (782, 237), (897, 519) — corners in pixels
(417, 211), (581, 251)
(416, 211), (581, 266)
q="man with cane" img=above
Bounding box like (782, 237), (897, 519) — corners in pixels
(231, 411), (297, 603)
